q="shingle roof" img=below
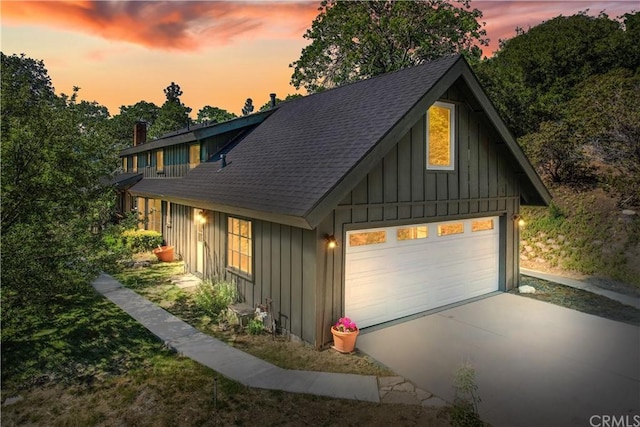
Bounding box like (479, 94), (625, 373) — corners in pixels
(130, 55), (551, 228)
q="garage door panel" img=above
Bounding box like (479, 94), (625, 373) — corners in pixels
(345, 217), (499, 328)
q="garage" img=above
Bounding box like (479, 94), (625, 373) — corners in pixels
(345, 216), (500, 328)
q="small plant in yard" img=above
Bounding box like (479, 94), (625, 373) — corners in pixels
(194, 279), (239, 322)
(247, 319), (264, 335)
(450, 362), (483, 426)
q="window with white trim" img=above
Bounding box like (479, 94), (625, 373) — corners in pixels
(227, 217), (252, 276)
(426, 102), (455, 170)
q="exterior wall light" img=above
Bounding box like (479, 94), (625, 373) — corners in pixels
(324, 234), (338, 249)
(513, 214), (525, 227)
(196, 210), (207, 224)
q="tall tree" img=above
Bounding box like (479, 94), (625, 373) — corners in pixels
(110, 101), (159, 147)
(241, 98), (254, 116)
(148, 82), (192, 139)
(568, 68), (640, 206)
(290, 0), (488, 92)
(475, 12), (638, 138)
(163, 81), (183, 104)
(1, 53), (119, 303)
(258, 94), (303, 112)
(196, 106), (237, 124)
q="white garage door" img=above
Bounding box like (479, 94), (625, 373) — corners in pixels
(345, 217), (499, 328)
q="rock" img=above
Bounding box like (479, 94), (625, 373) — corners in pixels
(622, 209), (637, 216)
(392, 381), (415, 392)
(415, 388), (433, 401)
(133, 261), (151, 268)
(519, 285), (536, 294)
(378, 376), (405, 390)
(422, 396), (448, 408)
(557, 234), (566, 242)
(3, 396), (23, 406)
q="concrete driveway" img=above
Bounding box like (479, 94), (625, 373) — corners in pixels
(357, 293), (640, 427)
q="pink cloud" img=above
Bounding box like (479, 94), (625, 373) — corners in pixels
(2, 1), (319, 51)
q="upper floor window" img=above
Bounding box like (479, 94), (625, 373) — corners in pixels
(122, 157), (127, 172)
(190, 143), (201, 169)
(156, 149), (164, 173)
(426, 102), (455, 171)
(228, 217), (252, 276)
(132, 155), (138, 173)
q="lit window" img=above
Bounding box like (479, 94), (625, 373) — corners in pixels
(228, 217), (252, 276)
(122, 157), (127, 172)
(426, 102), (455, 170)
(472, 219), (494, 232)
(397, 226), (428, 241)
(438, 222), (463, 236)
(190, 143), (201, 169)
(137, 197), (146, 229)
(349, 231), (386, 247)
(132, 155), (138, 173)
(156, 150), (164, 172)
(147, 199), (162, 233)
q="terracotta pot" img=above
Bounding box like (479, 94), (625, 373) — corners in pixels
(152, 245), (174, 262)
(331, 327), (359, 353)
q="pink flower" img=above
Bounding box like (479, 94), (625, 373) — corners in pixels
(334, 316), (358, 332)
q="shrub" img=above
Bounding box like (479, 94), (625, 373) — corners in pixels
(247, 319), (264, 335)
(121, 229), (163, 253)
(194, 280), (239, 322)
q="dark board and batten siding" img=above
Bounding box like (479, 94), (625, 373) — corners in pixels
(163, 203), (319, 344)
(317, 82), (522, 346)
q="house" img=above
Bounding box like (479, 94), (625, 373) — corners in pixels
(118, 55), (551, 348)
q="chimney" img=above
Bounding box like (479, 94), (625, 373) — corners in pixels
(270, 93), (277, 108)
(133, 121), (147, 146)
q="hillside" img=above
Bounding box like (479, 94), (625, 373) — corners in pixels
(520, 185), (640, 291)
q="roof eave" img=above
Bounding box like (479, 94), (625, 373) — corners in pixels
(129, 185), (313, 230)
(119, 110), (275, 157)
(457, 66), (552, 206)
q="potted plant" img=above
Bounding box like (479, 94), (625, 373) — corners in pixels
(331, 317), (359, 353)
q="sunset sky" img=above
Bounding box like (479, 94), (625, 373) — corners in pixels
(1, 1), (637, 117)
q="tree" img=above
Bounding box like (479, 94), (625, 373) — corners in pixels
(148, 82), (192, 139)
(196, 106), (237, 124)
(290, 0), (488, 92)
(475, 12), (638, 138)
(568, 69), (640, 206)
(164, 82), (183, 104)
(241, 98), (254, 116)
(258, 94), (303, 112)
(518, 121), (592, 185)
(1, 53), (119, 304)
(110, 101), (159, 147)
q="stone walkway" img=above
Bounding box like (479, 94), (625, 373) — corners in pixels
(91, 273), (448, 407)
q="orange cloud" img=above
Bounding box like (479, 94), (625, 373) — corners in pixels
(2, 1), (319, 51)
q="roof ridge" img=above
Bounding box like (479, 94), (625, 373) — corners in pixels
(283, 54), (462, 105)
